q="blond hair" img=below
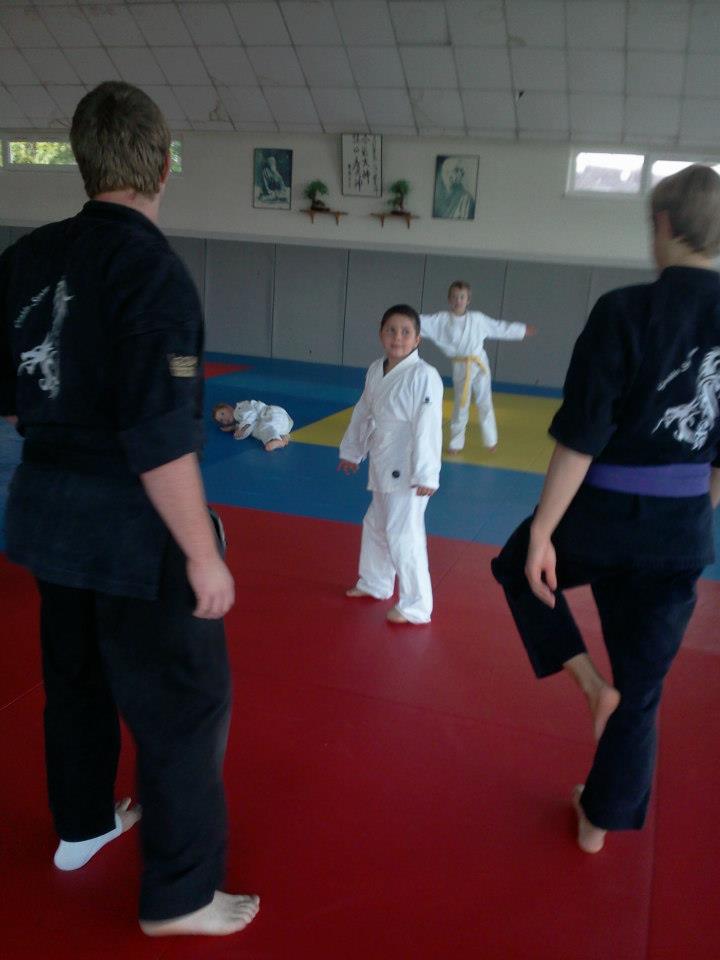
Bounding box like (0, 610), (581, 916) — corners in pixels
(70, 82), (171, 199)
(651, 164), (720, 256)
(448, 280), (471, 297)
(212, 402), (234, 420)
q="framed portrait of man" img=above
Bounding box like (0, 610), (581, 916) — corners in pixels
(341, 133), (382, 197)
(254, 148), (293, 210)
(433, 155), (478, 220)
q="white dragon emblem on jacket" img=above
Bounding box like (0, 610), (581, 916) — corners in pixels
(653, 347), (720, 450)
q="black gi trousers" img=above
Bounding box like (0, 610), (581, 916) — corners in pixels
(38, 536), (232, 921)
(491, 517), (702, 831)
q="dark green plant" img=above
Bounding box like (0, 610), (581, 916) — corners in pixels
(303, 180), (329, 208)
(387, 179), (411, 210)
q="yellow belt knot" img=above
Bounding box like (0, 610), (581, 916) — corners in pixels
(454, 355), (487, 407)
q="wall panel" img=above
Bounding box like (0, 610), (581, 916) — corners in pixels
(272, 245), (347, 363)
(204, 240), (274, 356)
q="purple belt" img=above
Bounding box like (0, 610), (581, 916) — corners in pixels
(584, 462), (711, 497)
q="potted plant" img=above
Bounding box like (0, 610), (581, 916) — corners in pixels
(303, 180), (330, 211)
(387, 179), (411, 213)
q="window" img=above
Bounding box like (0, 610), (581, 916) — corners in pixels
(7, 140), (76, 167)
(170, 139), (182, 174)
(649, 157), (720, 188)
(570, 152), (645, 194)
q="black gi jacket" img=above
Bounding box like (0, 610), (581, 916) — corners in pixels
(550, 266), (720, 570)
(0, 201), (204, 599)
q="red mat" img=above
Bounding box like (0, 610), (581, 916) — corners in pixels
(1, 506), (718, 959)
(203, 361), (249, 378)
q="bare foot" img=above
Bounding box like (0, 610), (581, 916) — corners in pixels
(563, 653), (621, 741)
(572, 785), (606, 854)
(53, 797), (141, 871)
(140, 891), (260, 938)
(264, 436), (289, 451)
(486, 444), (497, 453)
(386, 607), (409, 623)
(345, 586), (372, 598)
(446, 447), (463, 456)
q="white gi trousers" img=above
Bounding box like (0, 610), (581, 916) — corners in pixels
(450, 359), (497, 450)
(356, 491), (432, 624)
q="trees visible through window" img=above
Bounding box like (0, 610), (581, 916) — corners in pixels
(3, 138), (183, 172)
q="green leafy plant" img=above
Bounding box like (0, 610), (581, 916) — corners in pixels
(303, 179), (330, 209)
(387, 179), (411, 211)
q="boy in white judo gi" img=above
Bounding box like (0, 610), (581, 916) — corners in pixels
(213, 400), (293, 451)
(420, 281), (536, 452)
(338, 304), (443, 624)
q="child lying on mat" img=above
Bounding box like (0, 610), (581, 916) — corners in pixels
(212, 400), (293, 451)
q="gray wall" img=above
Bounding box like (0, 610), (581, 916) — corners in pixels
(1, 227), (655, 388)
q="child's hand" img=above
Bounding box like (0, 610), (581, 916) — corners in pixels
(338, 459), (359, 475)
(414, 485), (436, 496)
(525, 324), (538, 337)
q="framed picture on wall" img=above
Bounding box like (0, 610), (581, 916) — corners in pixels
(433, 155), (478, 220)
(341, 133), (382, 197)
(253, 147), (293, 210)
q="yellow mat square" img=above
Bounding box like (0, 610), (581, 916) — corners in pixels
(292, 391), (561, 474)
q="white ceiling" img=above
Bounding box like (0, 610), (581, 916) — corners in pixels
(1, 0), (720, 147)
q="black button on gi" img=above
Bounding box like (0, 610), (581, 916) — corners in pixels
(392, 470), (400, 478)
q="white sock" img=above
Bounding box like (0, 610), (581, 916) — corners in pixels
(53, 813), (122, 871)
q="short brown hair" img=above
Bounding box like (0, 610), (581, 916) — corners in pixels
(380, 304), (421, 335)
(448, 280), (471, 297)
(70, 82), (171, 199)
(212, 402), (234, 420)
(651, 164), (720, 256)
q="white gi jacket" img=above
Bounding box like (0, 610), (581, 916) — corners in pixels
(233, 399), (293, 444)
(419, 310), (527, 370)
(339, 350), (443, 493)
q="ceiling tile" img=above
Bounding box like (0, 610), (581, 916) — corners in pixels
(371, 124), (416, 135)
(688, 2), (720, 53)
(685, 54), (720, 99)
(109, 46), (166, 84)
(296, 46), (355, 87)
(80, 5), (145, 46)
(230, 120), (278, 132)
(131, 4), (192, 46)
(518, 129), (568, 141)
(680, 98), (720, 145)
(410, 88), (464, 127)
(40, 7), (100, 48)
(359, 87), (415, 126)
(22, 47), (79, 84)
(263, 85), (320, 123)
(6, 84), (58, 118)
(390, 1), (448, 45)
(347, 46), (405, 87)
(467, 127), (516, 140)
(516, 92), (569, 131)
(455, 47), (511, 90)
(200, 46), (256, 86)
(460, 89), (516, 128)
(218, 85), (274, 123)
(281, 122), (323, 132)
(627, 51), (684, 96)
(400, 46), (457, 88)
(65, 46), (121, 84)
(173, 85), (225, 122)
(334, 1), (395, 46)
(47, 84), (87, 116)
(0, 23), (11, 46)
(280, 1), (342, 45)
(311, 86), (367, 127)
(139, 84), (186, 121)
(0, 48), (38, 83)
(179, 3), (238, 46)
(155, 47), (211, 85)
(511, 49), (566, 91)
(569, 93), (623, 136)
(0, 88), (26, 124)
(627, 1), (689, 51)
(228, 2), (290, 45)
(505, 0), (564, 48)
(446, 1), (506, 46)
(625, 96), (681, 138)
(0, 7), (57, 46)
(247, 46), (305, 86)
(566, 1), (625, 49)
(190, 119), (234, 131)
(567, 50), (624, 94)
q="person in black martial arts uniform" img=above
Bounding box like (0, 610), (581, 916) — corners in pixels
(492, 164), (720, 854)
(0, 81), (259, 936)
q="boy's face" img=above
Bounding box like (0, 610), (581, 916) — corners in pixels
(380, 314), (421, 363)
(213, 405), (234, 427)
(449, 287), (470, 315)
